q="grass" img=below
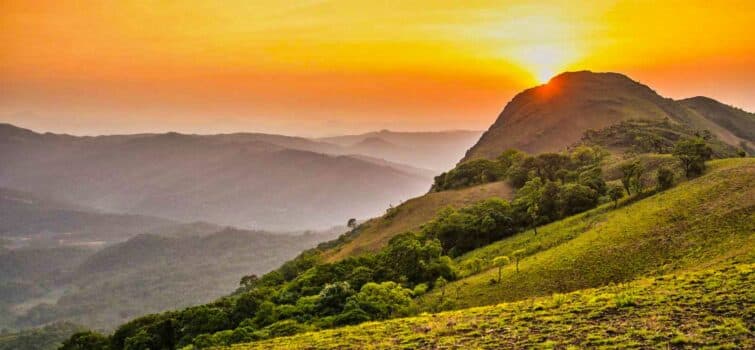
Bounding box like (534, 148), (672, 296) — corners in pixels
(217, 158), (755, 350)
(219, 263), (754, 349)
(420, 158), (754, 310)
(322, 181), (513, 262)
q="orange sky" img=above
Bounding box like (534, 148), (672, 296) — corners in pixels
(2, 0), (754, 136)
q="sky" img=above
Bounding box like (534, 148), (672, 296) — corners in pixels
(2, 0), (754, 137)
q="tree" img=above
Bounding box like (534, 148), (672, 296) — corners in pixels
(463, 258), (484, 275)
(673, 138), (712, 178)
(431, 159), (506, 191)
(59, 331), (109, 350)
(656, 167), (675, 190)
(497, 149), (527, 174)
(607, 184), (624, 208)
(620, 159), (644, 195)
(559, 183), (598, 216)
(315, 282), (355, 316)
(347, 282), (413, 320)
(527, 203), (540, 235)
(512, 249), (525, 273)
(516, 177), (544, 234)
(412, 283), (428, 297)
(239, 274), (259, 288)
(492, 256), (510, 284)
(435, 276), (448, 302)
(347, 218), (357, 229)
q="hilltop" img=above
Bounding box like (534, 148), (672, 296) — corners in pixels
(463, 71), (752, 161)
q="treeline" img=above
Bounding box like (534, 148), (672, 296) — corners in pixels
(432, 145), (608, 192)
(60, 140), (721, 349)
(62, 232), (455, 349)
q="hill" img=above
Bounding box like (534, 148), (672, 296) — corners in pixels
(0, 322), (85, 350)
(1, 225), (339, 331)
(0, 187), (175, 248)
(0, 124), (431, 231)
(680, 96), (755, 152)
(418, 158), (754, 309)
(319, 130), (482, 172)
(463, 71), (752, 161)
(219, 158), (753, 349)
(321, 181), (513, 262)
(225, 263), (753, 349)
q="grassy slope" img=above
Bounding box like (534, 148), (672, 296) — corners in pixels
(322, 182), (513, 262)
(420, 158), (754, 309)
(223, 158), (754, 350)
(224, 263), (754, 349)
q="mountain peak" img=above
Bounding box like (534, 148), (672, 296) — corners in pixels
(461, 71), (752, 162)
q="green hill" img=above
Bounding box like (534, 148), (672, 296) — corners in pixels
(218, 158), (754, 349)
(419, 158), (754, 309)
(321, 181), (513, 262)
(222, 263), (754, 349)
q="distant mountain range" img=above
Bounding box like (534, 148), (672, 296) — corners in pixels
(1, 225), (336, 331)
(0, 187), (175, 248)
(320, 129), (483, 172)
(0, 125), (479, 231)
(463, 71), (754, 161)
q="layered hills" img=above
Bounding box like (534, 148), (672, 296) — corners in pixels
(1, 225), (336, 331)
(0, 124), (436, 230)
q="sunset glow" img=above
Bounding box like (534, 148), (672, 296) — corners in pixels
(1, 0), (754, 135)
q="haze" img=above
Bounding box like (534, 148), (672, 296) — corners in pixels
(2, 0), (754, 136)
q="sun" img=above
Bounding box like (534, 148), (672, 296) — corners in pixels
(513, 43), (578, 84)
(490, 14), (585, 84)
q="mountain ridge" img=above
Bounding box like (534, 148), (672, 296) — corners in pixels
(463, 71), (753, 161)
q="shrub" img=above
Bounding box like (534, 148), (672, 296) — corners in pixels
(431, 159), (505, 191)
(673, 138), (712, 178)
(656, 167), (675, 190)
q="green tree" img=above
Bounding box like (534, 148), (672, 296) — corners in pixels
(497, 149), (527, 173)
(492, 256), (510, 284)
(516, 177), (544, 234)
(315, 282), (354, 316)
(559, 183), (598, 216)
(239, 274), (259, 289)
(412, 283), (428, 297)
(347, 282), (413, 320)
(512, 249), (525, 273)
(607, 184), (624, 208)
(347, 218), (357, 229)
(59, 331), (109, 350)
(435, 276), (448, 302)
(656, 167), (675, 190)
(620, 159), (644, 195)
(673, 138), (712, 178)
(431, 159), (505, 191)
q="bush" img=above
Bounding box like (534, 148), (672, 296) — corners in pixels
(559, 183), (598, 216)
(262, 320), (310, 338)
(347, 282), (413, 320)
(432, 159), (505, 191)
(59, 331), (109, 350)
(656, 167), (675, 190)
(673, 138), (712, 178)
